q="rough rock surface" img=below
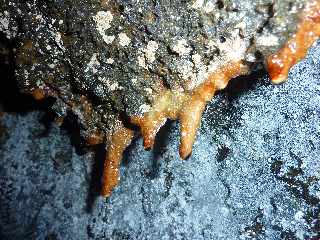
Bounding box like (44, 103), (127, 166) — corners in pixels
(0, 40), (319, 239)
(0, 0), (309, 140)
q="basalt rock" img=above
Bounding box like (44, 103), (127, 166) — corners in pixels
(1, 0), (320, 196)
(0, 0), (309, 139)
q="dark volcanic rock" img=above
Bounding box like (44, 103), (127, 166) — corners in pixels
(0, 0), (309, 140)
(0, 40), (319, 239)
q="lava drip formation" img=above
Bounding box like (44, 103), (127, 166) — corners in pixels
(101, 126), (134, 197)
(101, 61), (247, 196)
(100, 0), (320, 197)
(267, 0), (320, 84)
(131, 61), (248, 160)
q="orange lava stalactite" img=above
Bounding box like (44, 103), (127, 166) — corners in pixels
(131, 61), (248, 159)
(101, 126), (134, 197)
(101, 0), (320, 197)
(130, 91), (188, 149)
(267, 0), (320, 84)
(179, 62), (248, 159)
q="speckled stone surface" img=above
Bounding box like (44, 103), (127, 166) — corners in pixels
(0, 0), (309, 141)
(0, 42), (320, 239)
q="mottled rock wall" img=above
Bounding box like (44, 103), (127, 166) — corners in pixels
(0, 39), (319, 240)
(0, 0), (308, 140)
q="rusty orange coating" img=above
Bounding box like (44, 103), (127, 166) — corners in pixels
(179, 62), (248, 159)
(101, 126), (134, 197)
(32, 88), (46, 100)
(267, 0), (320, 84)
(86, 131), (105, 146)
(131, 61), (247, 159)
(130, 91), (188, 150)
(102, 0), (320, 196)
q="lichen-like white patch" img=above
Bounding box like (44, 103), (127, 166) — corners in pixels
(144, 88), (153, 95)
(0, 11), (17, 39)
(24, 69), (29, 79)
(137, 41), (159, 69)
(54, 32), (65, 50)
(93, 11), (115, 44)
(103, 35), (115, 44)
(106, 58), (114, 64)
(191, 0), (204, 9)
(144, 41), (159, 63)
(131, 78), (138, 84)
(48, 63), (56, 69)
(207, 39), (216, 51)
(256, 34), (280, 47)
(175, 56), (208, 91)
(245, 53), (256, 62)
(118, 32), (131, 47)
(204, 1), (215, 13)
(294, 211), (304, 222)
(181, 30), (248, 90)
(35, 14), (42, 20)
(139, 104), (151, 113)
(179, 59), (197, 82)
(235, 21), (247, 31)
(0, 12), (9, 29)
(93, 11), (113, 30)
(99, 77), (123, 91)
(55, 32), (62, 42)
(137, 55), (147, 69)
(174, 30), (249, 91)
(191, 0), (215, 13)
(109, 82), (121, 91)
(172, 39), (192, 56)
(190, 60), (208, 90)
(192, 54), (202, 65)
(85, 53), (100, 74)
(24, 79), (30, 86)
(208, 30), (248, 69)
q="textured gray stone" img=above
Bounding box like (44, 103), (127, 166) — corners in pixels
(0, 42), (319, 239)
(0, 0), (308, 140)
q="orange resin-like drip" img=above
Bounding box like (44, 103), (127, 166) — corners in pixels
(32, 88), (46, 100)
(267, 0), (320, 84)
(179, 62), (248, 159)
(102, 1), (320, 197)
(101, 126), (134, 197)
(131, 91), (188, 149)
(131, 61), (248, 159)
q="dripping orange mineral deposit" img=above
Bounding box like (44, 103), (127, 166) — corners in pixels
(101, 62), (247, 196)
(131, 61), (248, 160)
(101, 126), (134, 197)
(267, 0), (320, 84)
(101, 0), (320, 197)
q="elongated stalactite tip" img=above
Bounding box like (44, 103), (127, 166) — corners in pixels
(267, 0), (320, 84)
(102, 0), (320, 197)
(179, 96), (206, 159)
(101, 127), (134, 197)
(178, 61), (248, 159)
(131, 114), (167, 150)
(131, 61), (248, 160)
